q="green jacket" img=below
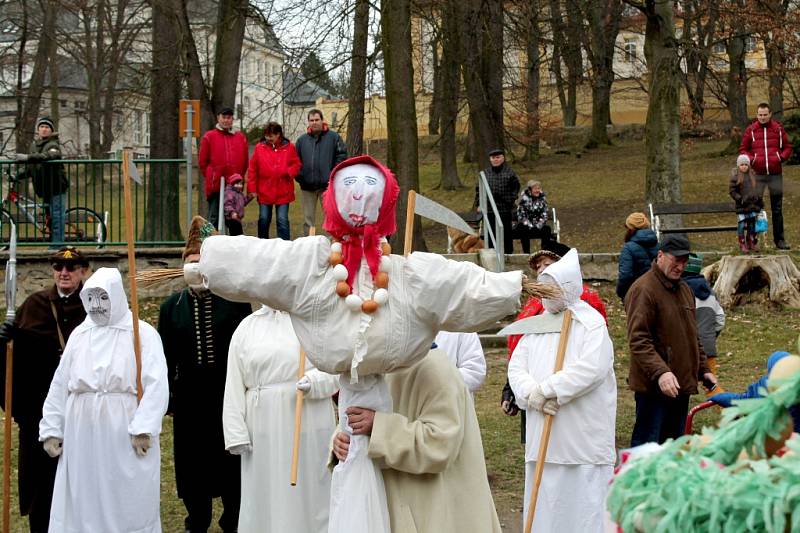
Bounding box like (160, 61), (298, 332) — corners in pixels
(20, 134), (68, 199)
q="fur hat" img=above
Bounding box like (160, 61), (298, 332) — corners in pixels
(625, 212), (650, 230)
(737, 154), (751, 167)
(183, 216), (217, 260)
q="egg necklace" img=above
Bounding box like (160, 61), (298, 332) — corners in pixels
(330, 239), (391, 314)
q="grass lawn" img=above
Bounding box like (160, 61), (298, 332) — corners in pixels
(1, 137), (799, 531)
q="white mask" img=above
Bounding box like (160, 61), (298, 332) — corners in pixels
(542, 297), (567, 314)
(333, 163), (386, 227)
(85, 287), (111, 326)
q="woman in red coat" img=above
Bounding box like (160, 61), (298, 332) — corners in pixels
(247, 122), (302, 239)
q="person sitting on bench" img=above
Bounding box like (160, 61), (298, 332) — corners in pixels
(515, 180), (552, 254)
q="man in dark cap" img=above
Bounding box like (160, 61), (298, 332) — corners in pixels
(625, 235), (717, 446)
(14, 117), (69, 245)
(0, 247), (88, 532)
(475, 148), (520, 253)
(199, 107), (249, 228)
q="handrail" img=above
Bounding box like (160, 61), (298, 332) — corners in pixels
(478, 170), (504, 272)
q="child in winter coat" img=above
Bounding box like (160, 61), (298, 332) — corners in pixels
(729, 154), (764, 252)
(224, 174), (252, 236)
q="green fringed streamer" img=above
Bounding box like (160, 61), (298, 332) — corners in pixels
(608, 368), (800, 532)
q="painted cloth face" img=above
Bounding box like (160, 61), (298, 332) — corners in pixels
(333, 164), (386, 228)
(85, 287), (111, 326)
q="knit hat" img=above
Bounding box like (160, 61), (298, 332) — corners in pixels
(737, 154), (751, 167)
(183, 216), (217, 260)
(625, 212), (650, 230)
(218, 107), (235, 116)
(227, 174), (243, 185)
(36, 117), (55, 131)
(684, 252), (703, 274)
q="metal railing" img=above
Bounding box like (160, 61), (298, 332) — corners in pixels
(0, 159), (185, 247)
(478, 170), (505, 271)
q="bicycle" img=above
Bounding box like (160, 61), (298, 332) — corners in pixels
(0, 170), (108, 246)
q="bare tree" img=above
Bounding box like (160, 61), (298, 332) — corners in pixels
(438, 0), (462, 189)
(548, 0), (583, 127)
(678, 0), (719, 125)
(144, 0), (182, 240)
(626, 0), (682, 205)
(758, 0), (790, 120)
(346, 0), (370, 155)
(381, 0), (426, 252)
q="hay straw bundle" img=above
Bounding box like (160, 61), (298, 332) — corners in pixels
(136, 268), (183, 288)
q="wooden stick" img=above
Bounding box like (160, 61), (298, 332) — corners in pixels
(404, 190), (416, 257)
(3, 340), (13, 533)
(122, 150), (143, 403)
(290, 226), (314, 486)
(524, 309), (573, 533)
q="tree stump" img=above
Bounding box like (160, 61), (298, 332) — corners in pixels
(703, 255), (800, 308)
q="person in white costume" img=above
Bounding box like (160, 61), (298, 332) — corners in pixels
(508, 249), (617, 533)
(185, 155), (537, 533)
(222, 305), (338, 533)
(38, 267), (169, 533)
(433, 331), (486, 393)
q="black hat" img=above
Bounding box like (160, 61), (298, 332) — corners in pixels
(36, 117), (55, 131)
(50, 246), (89, 267)
(488, 148), (504, 157)
(218, 107), (235, 116)
(659, 234), (691, 257)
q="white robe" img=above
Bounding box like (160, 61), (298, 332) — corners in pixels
(433, 331), (487, 392)
(223, 307), (338, 533)
(39, 268), (169, 533)
(507, 250), (617, 533)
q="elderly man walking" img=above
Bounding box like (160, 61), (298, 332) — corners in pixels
(625, 234), (717, 446)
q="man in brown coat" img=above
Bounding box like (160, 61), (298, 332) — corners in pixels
(625, 234), (717, 447)
(0, 247), (88, 533)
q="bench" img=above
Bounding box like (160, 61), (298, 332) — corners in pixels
(648, 202), (738, 240)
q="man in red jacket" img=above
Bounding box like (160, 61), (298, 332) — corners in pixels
(199, 107), (249, 229)
(739, 102), (792, 249)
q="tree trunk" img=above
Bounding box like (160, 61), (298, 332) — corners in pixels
(458, 0), (504, 161)
(642, 0), (682, 207)
(144, 0), (183, 241)
(381, 0), (426, 253)
(211, 0), (249, 115)
(17, 0), (57, 151)
(724, 14), (748, 154)
(548, 0), (579, 127)
(428, 31), (441, 136)
(48, 24), (59, 126)
(346, 0), (370, 156)
(583, 0), (622, 149)
(764, 35), (785, 121)
(706, 255), (800, 308)
(13, 1), (29, 152)
(462, 119), (475, 163)
(439, 0), (462, 189)
(524, 0), (541, 159)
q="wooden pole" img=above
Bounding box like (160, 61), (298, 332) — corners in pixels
(524, 309), (573, 533)
(122, 150), (144, 402)
(3, 340), (12, 533)
(290, 226), (314, 486)
(404, 190), (416, 257)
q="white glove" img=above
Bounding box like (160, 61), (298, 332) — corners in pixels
(43, 437), (63, 458)
(296, 375), (311, 393)
(14, 153), (28, 162)
(526, 384), (559, 416)
(228, 443), (252, 455)
(131, 433), (151, 457)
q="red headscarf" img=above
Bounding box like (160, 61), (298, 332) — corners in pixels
(322, 155), (400, 289)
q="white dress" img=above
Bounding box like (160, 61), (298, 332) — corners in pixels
(507, 250), (617, 533)
(434, 331), (487, 392)
(222, 307), (338, 533)
(39, 268), (169, 533)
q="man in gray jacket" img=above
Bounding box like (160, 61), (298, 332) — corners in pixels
(295, 109), (347, 235)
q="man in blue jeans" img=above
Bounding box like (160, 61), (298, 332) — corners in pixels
(624, 234), (717, 446)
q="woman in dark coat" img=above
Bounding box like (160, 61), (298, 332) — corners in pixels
(616, 212), (659, 301)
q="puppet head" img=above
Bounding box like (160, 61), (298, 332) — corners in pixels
(80, 268), (130, 328)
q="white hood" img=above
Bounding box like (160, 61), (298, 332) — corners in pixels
(540, 249), (604, 330)
(79, 267), (132, 330)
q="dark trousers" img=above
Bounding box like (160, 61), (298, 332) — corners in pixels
(183, 485), (240, 532)
(486, 211), (515, 253)
(516, 224), (553, 254)
(225, 219), (243, 236)
(18, 423), (58, 533)
(630, 392), (690, 447)
(754, 173), (785, 244)
(207, 192), (220, 228)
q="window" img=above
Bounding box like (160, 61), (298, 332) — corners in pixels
(259, 61), (265, 84)
(60, 99), (68, 108)
(75, 101), (86, 111)
(713, 41), (726, 55)
(133, 110), (149, 145)
(745, 36), (757, 53)
(271, 64), (280, 85)
(624, 40), (637, 62)
(243, 96), (251, 114)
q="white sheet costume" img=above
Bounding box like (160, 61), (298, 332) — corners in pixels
(39, 268), (169, 533)
(507, 250), (616, 533)
(434, 331), (487, 392)
(223, 306), (338, 533)
(188, 156), (523, 533)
